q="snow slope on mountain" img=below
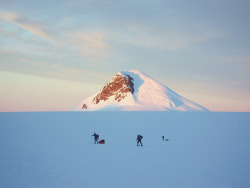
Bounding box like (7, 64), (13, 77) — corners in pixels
(0, 112), (250, 188)
(75, 70), (208, 111)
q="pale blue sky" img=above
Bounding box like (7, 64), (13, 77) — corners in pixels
(0, 0), (250, 111)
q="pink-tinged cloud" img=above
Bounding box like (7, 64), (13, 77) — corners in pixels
(1, 12), (57, 44)
(1, 12), (112, 61)
(68, 31), (111, 61)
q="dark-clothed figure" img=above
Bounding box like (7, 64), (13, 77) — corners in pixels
(92, 132), (99, 144)
(136, 135), (143, 146)
(162, 136), (165, 141)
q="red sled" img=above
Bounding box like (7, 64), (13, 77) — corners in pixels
(165, 139), (169, 141)
(99, 140), (105, 144)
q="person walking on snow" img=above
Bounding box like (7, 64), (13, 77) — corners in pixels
(162, 136), (165, 141)
(136, 135), (143, 146)
(92, 132), (99, 144)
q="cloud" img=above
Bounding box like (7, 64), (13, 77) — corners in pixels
(17, 58), (111, 84)
(67, 31), (111, 61)
(1, 12), (57, 45)
(108, 22), (221, 51)
(106, 21), (222, 51)
(1, 11), (112, 61)
(218, 56), (250, 64)
(217, 55), (250, 73)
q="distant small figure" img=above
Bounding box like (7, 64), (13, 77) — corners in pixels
(92, 132), (99, 144)
(162, 136), (165, 141)
(136, 135), (143, 146)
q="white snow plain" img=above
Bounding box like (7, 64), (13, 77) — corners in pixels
(0, 112), (249, 188)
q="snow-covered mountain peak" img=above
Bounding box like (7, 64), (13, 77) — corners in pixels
(75, 70), (208, 111)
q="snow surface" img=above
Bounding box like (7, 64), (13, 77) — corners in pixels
(0, 112), (250, 188)
(74, 70), (208, 111)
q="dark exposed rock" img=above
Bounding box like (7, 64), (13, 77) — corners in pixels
(92, 73), (134, 104)
(124, 74), (134, 93)
(82, 104), (88, 109)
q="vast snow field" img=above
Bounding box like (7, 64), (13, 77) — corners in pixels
(0, 112), (249, 188)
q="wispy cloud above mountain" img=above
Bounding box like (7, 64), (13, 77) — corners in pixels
(1, 12), (57, 44)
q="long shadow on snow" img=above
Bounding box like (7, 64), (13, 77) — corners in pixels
(125, 72), (144, 102)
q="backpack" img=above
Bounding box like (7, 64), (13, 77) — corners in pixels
(137, 135), (143, 140)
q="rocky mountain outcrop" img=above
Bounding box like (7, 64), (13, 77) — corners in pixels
(92, 73), (134, 104)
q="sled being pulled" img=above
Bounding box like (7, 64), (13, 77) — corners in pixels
(99, 140), (105, 144)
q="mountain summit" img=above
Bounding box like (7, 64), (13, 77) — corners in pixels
(75, 70), (208, 111)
